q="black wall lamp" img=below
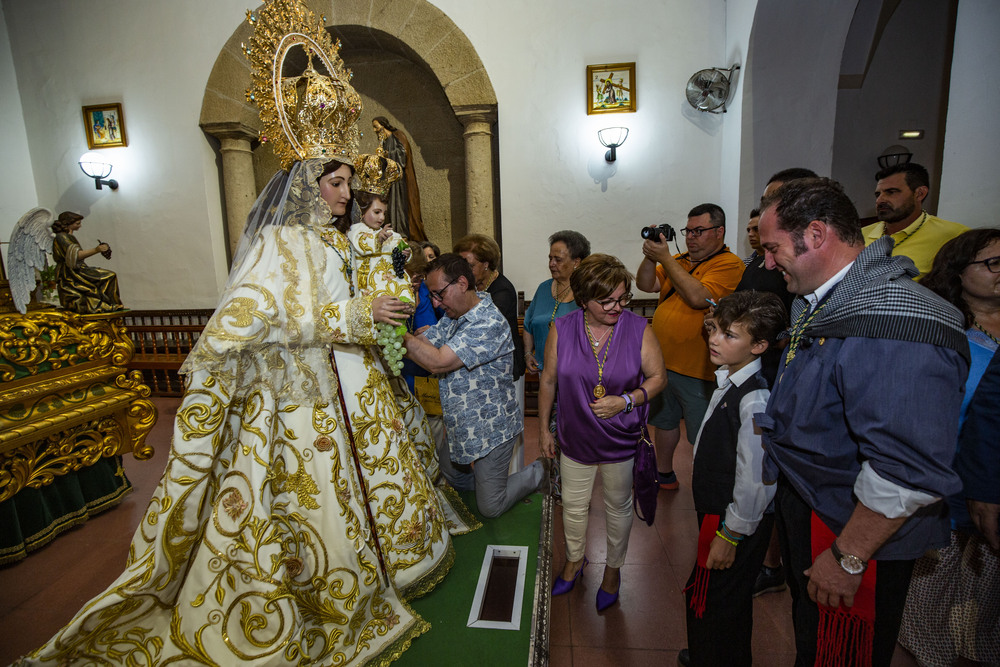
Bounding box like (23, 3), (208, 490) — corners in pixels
(79, 152), (119, 190)
(599, 127), (629, 162)
(877, 145), (912, 170)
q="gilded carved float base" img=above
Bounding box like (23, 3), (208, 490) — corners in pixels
(0, 309), (157, 504)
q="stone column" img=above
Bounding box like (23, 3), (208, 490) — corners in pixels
(201, 122), (259, 261)
(456, 106), (498, 238)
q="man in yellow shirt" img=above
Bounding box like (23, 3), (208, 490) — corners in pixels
(862, 163), (967, 278)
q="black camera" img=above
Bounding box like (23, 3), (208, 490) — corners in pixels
(640, 223), (675, 242)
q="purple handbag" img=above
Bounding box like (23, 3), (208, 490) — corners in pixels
(633, 424), (658, 526)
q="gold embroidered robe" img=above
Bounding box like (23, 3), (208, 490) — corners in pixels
(21, 164), (473, 666)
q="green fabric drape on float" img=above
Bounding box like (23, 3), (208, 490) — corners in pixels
(0, 456), (132, 565)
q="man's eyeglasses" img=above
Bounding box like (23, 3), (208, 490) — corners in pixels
(428, 277), (459, 302)
(596, 293), (633, 310)
(967, 255), (1000, 274)
(681, 226), (722, 238)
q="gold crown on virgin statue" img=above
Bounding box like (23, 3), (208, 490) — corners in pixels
(353, 149), (402, 197)
(242, 0), (362, 170)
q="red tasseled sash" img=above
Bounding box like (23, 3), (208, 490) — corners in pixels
(810, 513), (877, 667)
(685, 514), (720, 619)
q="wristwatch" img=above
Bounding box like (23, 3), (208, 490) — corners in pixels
(830, 540), (867, 575)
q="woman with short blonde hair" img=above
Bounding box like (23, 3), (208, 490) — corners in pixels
(539, 253), (666, 611)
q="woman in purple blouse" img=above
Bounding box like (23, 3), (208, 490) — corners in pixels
(538, 254), (666, 611)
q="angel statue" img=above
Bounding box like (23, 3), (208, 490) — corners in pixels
(8, 208), (124, 314)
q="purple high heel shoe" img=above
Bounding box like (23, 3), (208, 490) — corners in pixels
(596, 576), (621, 611)
(551, 557), (588, 596)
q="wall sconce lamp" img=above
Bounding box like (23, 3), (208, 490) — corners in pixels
(78, 151), (119, 190)
(877, 144), (912, 170)
(598, 127), (629, 162)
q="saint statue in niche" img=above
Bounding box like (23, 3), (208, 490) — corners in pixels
(372, 116), (427, 242)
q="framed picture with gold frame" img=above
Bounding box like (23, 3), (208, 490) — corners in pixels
(82, 103), (128, 149)
(587, 62), (636, 115)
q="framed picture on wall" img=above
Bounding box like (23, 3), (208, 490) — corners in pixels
(587, 62), (636, 114)
(82, 103), (128, 149)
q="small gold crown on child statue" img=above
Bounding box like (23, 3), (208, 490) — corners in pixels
(353, 149), (402, 197)
(242, 0), (362, 170)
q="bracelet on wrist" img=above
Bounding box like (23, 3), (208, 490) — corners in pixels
(722, 525), (744, 542)
(621, 392), (634, 413)
(718, 519), (744, 542)
(715, 530), (739, 548)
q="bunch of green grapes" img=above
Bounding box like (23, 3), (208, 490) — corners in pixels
(376, 295), (412, 376)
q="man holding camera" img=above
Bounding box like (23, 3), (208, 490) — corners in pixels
(636, 203), (745, 490)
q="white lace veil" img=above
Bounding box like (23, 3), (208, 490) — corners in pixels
(228, 159), (339, 269)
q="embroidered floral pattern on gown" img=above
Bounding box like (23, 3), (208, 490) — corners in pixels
(19, 161), (474, 666)
(347, 222), (440, 480)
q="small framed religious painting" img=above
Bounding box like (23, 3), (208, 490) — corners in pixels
(82, 103), (128, 149)
(587, 62), (636, 115)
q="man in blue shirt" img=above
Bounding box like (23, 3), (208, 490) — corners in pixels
(404, 254), (545, 518)
(756, 178), (968, 666)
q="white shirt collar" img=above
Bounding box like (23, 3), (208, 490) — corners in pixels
(714, 357), (762, 390)
(804, 261), (854, 311)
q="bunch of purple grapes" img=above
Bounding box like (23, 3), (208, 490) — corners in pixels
(391, 245), (407, 278)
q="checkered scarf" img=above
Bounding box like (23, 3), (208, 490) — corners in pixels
(792, 237), (969, 358)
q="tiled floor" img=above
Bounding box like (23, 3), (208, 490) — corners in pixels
(0, 399), (796, 665)
(533, 423), (796, 667)
(0, 398), (181, 664)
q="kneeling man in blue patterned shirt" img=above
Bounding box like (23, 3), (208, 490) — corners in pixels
(405, 253), (546, 517)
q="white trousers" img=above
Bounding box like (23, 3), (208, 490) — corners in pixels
(559, 454), (634, 568)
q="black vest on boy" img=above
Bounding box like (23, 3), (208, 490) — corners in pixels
(692, 370), (769, 515)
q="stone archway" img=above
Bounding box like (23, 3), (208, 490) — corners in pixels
(738, 0), (858, 220)
(199, 0), (498, 256)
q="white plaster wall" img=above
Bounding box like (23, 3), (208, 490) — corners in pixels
(3, 0), (998, 312)
(721, 0), (758, 258)
(746, 2), (857, 195)
(831, 0), (953, 219)
(4, 0), (736, 307)
(938, 0), (1000, 229)
(0, 0), (249, 308)
(0, 3), (38, 271)
(432, 0), (729, 295)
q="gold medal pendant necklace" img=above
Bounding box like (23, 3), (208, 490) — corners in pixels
(784, 301), (828, 367)
(883, 211), (927, 250)
(974, 318), (1000, 346)
(320, 229), (355, 297)
(585, 314), (615, 398)
(549, 281), (572, 327)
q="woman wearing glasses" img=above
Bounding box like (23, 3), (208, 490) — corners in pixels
(897, 228), (1000, 667)
(539, 254), (666, 611)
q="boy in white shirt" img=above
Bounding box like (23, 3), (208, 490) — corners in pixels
(682, 290), (787, 667)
